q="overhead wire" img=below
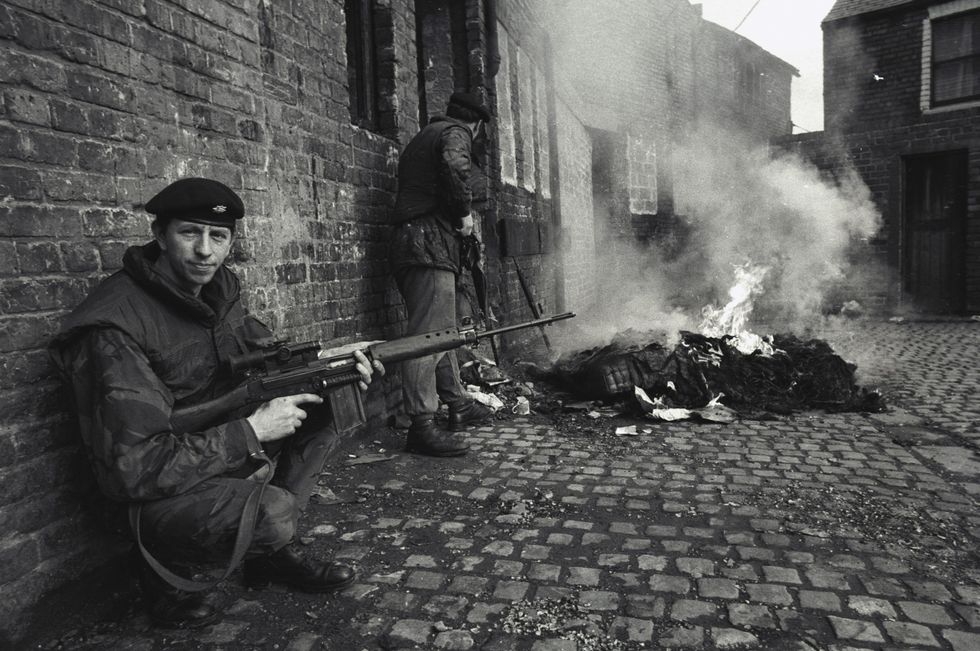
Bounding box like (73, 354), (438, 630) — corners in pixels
(733, 0), (764, 32)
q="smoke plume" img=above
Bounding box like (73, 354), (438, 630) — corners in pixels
(557, 125), (883, 353)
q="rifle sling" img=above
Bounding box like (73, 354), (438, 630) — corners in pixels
(128, 456), (272, 593)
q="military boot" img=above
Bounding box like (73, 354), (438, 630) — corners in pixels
(131, 549), (220, 629)
(406, 414), (470, 456)
(243, 543), (356, 593)
(447, 399), (494, 431)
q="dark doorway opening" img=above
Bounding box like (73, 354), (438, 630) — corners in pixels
(902, 150), (968, 314)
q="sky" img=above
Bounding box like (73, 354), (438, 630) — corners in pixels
(696, 0), (839, 133)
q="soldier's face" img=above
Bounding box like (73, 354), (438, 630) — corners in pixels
(156, 218), (234, 294)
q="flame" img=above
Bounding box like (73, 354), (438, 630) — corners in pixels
(699, 263), (775, 355)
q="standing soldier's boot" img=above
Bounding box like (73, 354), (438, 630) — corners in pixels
(131, 549), (220, 629)
(447, 399), (494, 431)
(406, 414), (470, 456)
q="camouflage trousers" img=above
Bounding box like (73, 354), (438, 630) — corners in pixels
(138, 409), (338, 563)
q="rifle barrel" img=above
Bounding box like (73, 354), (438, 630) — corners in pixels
(479, 312), (575, 339)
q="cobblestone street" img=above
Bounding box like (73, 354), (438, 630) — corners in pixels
(31, 320), (980, 650)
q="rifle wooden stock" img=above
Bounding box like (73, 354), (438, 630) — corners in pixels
(170, 312), (575, 434)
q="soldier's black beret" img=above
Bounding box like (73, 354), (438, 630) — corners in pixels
(447, 91), (493, 122)
(145, 177), (244, 228)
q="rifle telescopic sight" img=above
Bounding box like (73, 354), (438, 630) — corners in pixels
(228, 341), (322, 375)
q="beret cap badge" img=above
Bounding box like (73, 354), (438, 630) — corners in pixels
(144, 177), (244, 228)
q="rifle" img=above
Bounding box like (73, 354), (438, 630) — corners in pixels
(171, 312), (576, 434)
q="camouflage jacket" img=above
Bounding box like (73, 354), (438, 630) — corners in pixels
(393, 116), (474, 227)
(49, 242), (273, 503)
(389, 118), (479, 277)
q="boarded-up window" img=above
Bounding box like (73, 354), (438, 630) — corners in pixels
(932, 10), (980, 105)
(516, 47), (537, 192)
(536, 65), (551, 199)
(496, 24), (517, 185)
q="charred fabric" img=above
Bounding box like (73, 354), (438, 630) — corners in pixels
(534, 330), (884, 418)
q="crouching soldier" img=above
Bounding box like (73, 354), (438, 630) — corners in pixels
(49, 178), (384, 628)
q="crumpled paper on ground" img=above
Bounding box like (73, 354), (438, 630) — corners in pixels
(634, 387), (737, 423)
(466, 385), (505, 411)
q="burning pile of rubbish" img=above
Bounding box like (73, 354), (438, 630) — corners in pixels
(537, 329), (883, 417)
(533, 265), (884, 419)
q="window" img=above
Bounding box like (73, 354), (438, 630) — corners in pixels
(345, 0), (379, 129)
(932, 10), (980, 105)
(737, 61), (762, 106)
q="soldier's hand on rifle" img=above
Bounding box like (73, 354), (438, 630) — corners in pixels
(354, 349), (384, 391)
(456, 213), (474, 237)
(247, 394), (323, 442)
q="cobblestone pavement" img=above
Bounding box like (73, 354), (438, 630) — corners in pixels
(32, 320), (980, 650)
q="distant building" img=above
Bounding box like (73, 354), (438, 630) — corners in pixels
(780, 0), (980, 315)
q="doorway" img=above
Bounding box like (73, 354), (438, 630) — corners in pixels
(902, 150), (967, 314)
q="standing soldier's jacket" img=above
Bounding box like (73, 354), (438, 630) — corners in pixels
(390, 116), (475, 276)
(393, 116), (474, 227)
(49, 242), (272, 503)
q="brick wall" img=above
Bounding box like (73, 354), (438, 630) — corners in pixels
(0, 0), (421, 641)
(824, 11), (926, 133)
(554, 99), (596, 312)
(695, 22), (795, 141)
(483, 1), (561, 354)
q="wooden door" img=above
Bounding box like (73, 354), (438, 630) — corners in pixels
(903, 151), (967, 314)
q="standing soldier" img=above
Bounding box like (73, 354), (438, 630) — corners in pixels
(389, 92), (496, 457)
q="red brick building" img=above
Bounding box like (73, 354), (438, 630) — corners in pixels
(779, 0), (980, 315)
(0, 0), (792, 639)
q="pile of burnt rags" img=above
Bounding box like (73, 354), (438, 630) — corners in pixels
(536, 330), (885, 417)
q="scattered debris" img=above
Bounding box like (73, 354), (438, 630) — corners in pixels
(343, 454), (396, 466)
(495, 489), (566, 524)
(310, 486), (359, 505)
(512, 396), (530, 415)
(498, 595), (636, 650)
(308, 524), (338, 536)
(735, 482), (978, 582)
(840, 300), (864, 317)
(458, 347), (510, 387)
(635, 388), (739, 423)
(466, 385), (505, 411)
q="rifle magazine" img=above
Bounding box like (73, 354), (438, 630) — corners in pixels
(328, 384), (366, 433)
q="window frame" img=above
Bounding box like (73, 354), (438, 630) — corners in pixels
(921, 0), (980, 112)
(931, 9), (980, 106)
